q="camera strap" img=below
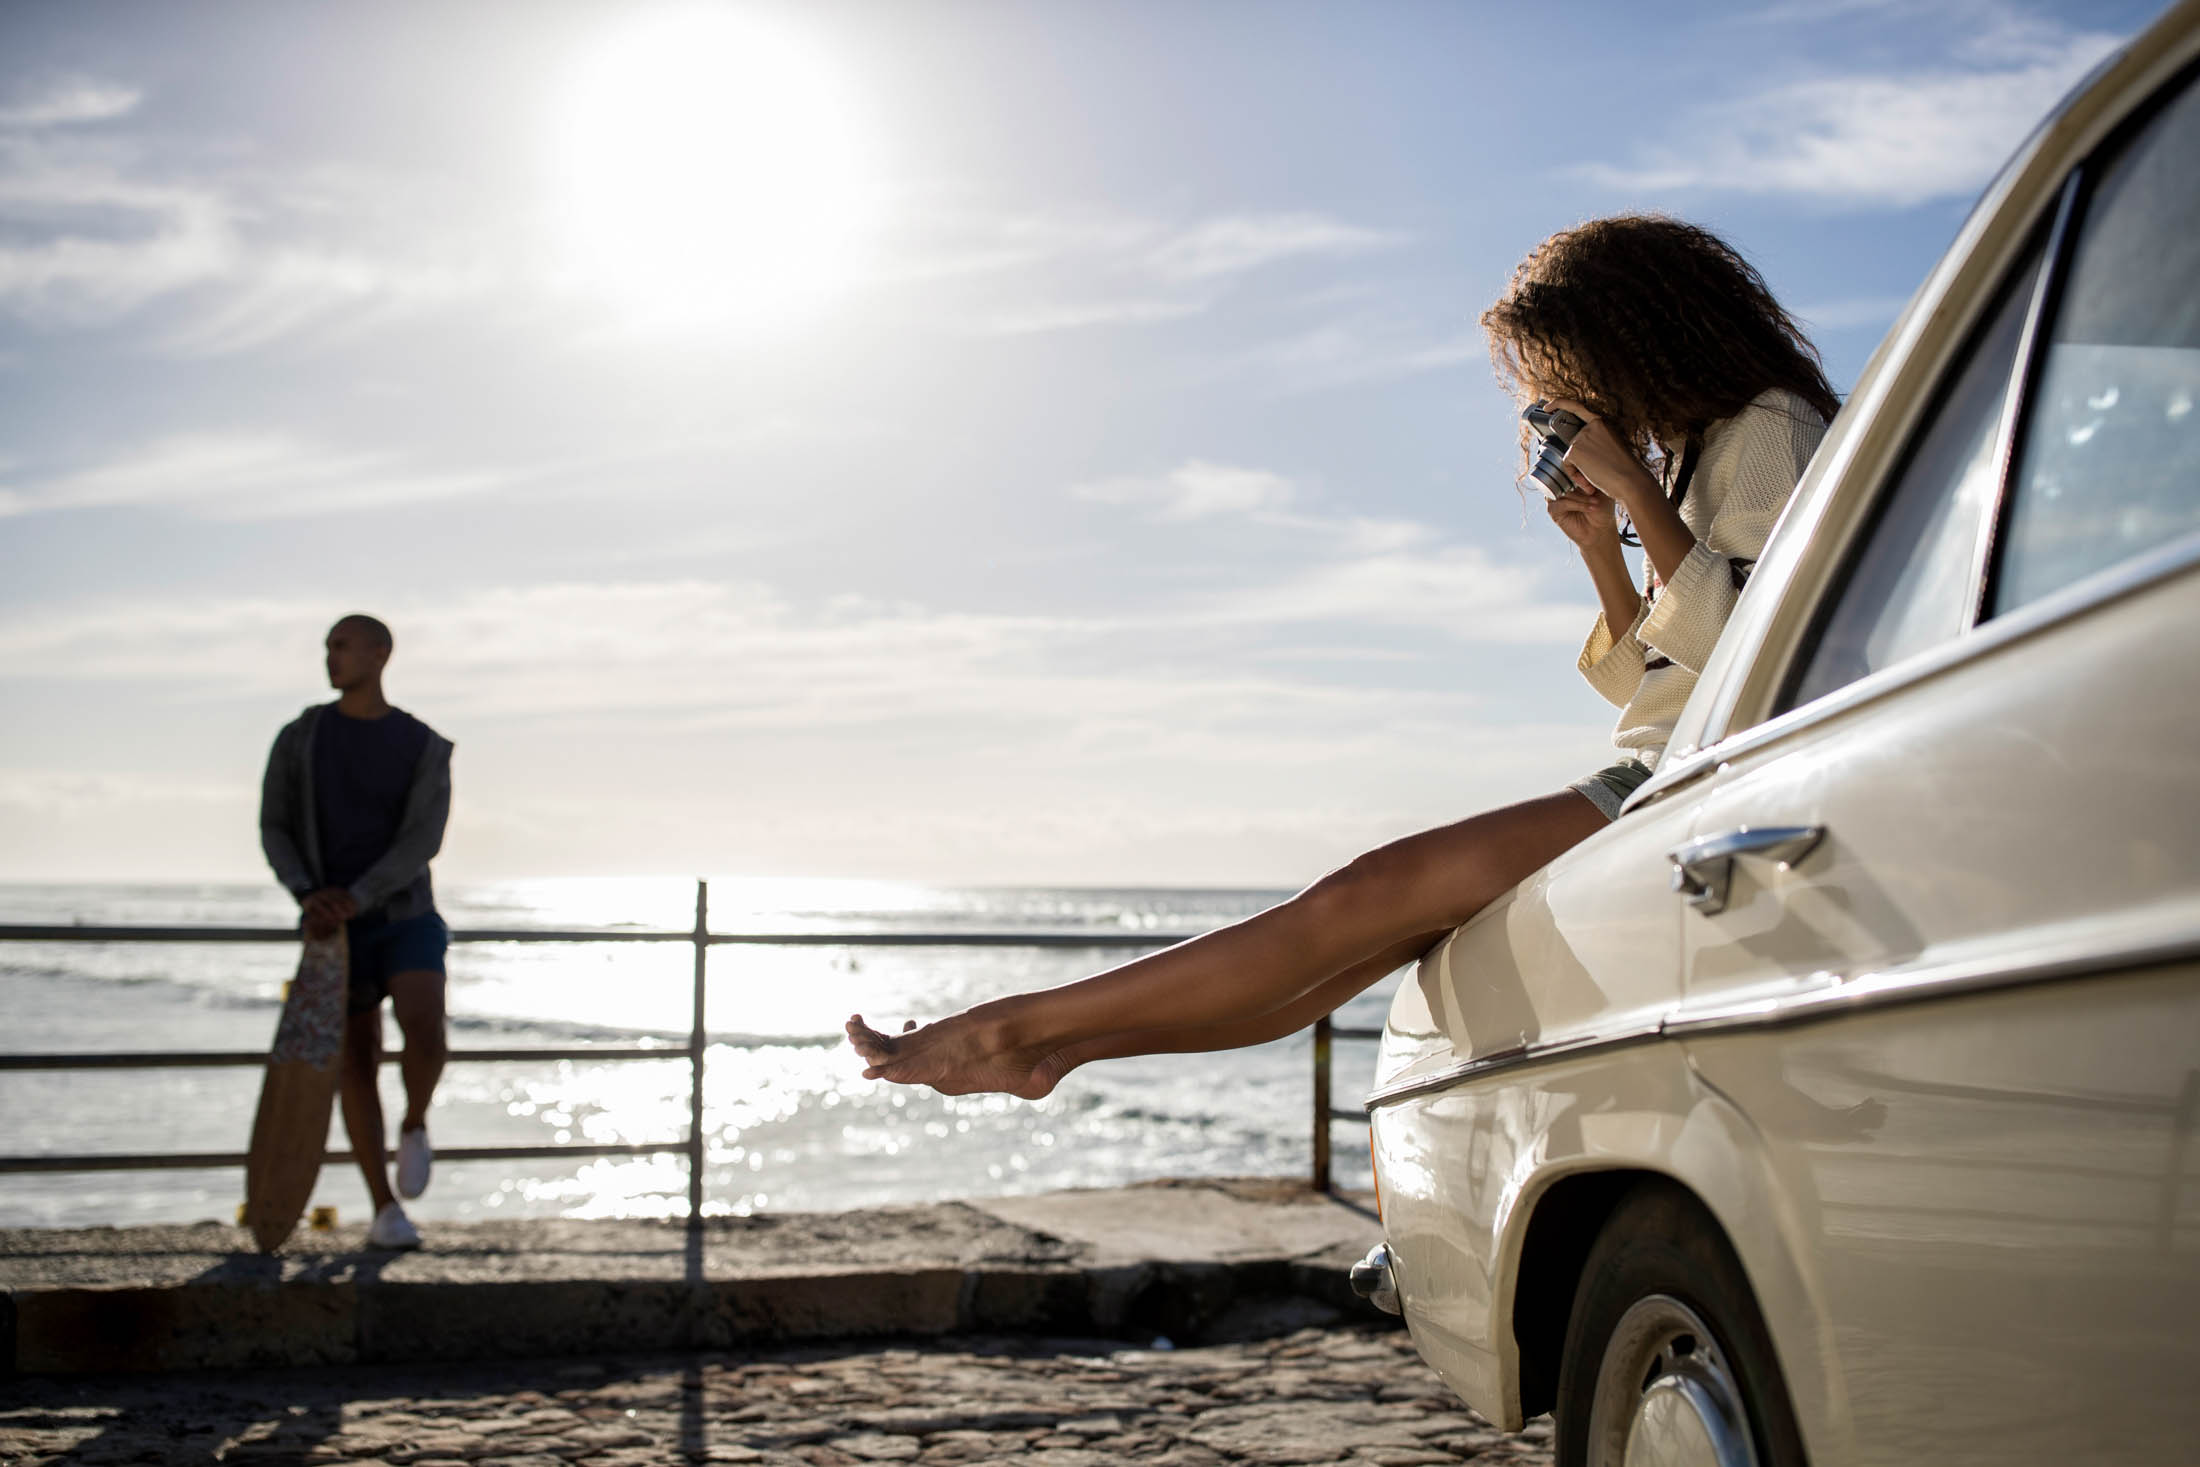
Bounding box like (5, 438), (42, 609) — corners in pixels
(1664, 434), (1757, 592)
(1667, 435), (1702, 510)
(1636, 434), (1709, 672)
(1619, 435), (1699, 551)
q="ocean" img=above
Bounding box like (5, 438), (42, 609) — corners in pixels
(0, 880), (1399, 1229)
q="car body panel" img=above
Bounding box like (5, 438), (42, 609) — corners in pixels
(1682, 964), (2200, 1467)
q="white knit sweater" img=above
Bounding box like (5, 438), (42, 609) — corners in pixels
(1578, 388), (1828, 766)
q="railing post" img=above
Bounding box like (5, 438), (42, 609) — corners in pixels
(1311, 1014), (1333, 1194)
(687, 879), (709, 1227)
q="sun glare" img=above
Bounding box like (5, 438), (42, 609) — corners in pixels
(547, 7), (877, 330)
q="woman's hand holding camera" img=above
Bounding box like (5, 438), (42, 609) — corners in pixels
(1544, 481), (1622, 552)
(1537, 398), (1636, 561)
(1543, 398), (1660, 507)
(1537, 397), (1666, 638)
(1545, 396), (1697, 590)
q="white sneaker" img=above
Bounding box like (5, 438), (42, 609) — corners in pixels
(368, 1201), (421, 1250)
(396, 1124), (432, 1199)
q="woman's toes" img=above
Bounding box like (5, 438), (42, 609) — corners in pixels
(845, 1016), (897, 1054)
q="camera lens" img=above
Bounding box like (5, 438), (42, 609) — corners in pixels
(1531, 444), (1573, 499)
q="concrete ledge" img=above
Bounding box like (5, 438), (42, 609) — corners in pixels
(1, 1178), (1387, 1373)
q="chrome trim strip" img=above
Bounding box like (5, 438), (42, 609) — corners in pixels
(1969, 173), (2085, 626)
(1660, 912), (2200, 1037)
(1632, 526), (2200, 799)
(1365, 910), (2200, 1111)
(1364, 1028), (1661, 1110)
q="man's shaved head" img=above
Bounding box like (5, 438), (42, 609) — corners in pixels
(332, 613), (394, 651)
(324, 614), (394, 696)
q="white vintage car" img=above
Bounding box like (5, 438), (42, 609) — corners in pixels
(1358, 4), (2200, 1464)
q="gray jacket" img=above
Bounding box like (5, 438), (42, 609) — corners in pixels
(259, 704), (454, 921)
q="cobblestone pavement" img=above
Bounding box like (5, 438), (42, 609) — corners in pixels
(1, 1325), (1554, 1467)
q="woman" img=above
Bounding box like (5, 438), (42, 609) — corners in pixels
(847, 215), (1838, 1097)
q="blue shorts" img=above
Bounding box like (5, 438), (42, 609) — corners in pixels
(345, 910), (449, 1013)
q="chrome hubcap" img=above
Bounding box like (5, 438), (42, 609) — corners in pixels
(1587, 1295), (1758, 1467)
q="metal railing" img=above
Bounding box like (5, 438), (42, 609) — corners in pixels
(1311, 1014), (1380, 1193)
(0, 880), (1384, 1212)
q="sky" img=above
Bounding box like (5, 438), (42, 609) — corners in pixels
(0, 0), (2158, 888)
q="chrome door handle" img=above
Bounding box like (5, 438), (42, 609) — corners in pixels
(1667, 825), (1825, 915)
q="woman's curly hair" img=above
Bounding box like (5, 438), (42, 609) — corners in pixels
(1481, 215), (1840, 471)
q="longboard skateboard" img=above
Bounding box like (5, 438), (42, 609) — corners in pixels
(242, 932), (348, 1253)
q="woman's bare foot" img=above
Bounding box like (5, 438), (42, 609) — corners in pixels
(845, 1007), (1072, 1099)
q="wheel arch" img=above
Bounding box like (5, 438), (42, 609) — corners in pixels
(1491, 1075), (1848, 1463)
(1509, 1167), (1662, 1422)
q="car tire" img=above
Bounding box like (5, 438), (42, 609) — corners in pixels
(1553, 1180), (1805, 1467)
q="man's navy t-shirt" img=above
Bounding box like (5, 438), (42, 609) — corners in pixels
(313, 706), (431, 894)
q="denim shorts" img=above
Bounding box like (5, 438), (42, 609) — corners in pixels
(345, 909), (449, 1013)
(1568, 758), (1654, 821)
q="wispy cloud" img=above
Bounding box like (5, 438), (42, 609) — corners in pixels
(1192, 541), (1579, 643)
(893, 201), (1402, 286)
(1070, 459), (1589, 642)
(0, 535), (1586, 713)
(981, 296), (1207, 336)
(0, 76), (143, 129)
(889, 196), (1409, 339)
(153, 246), (491, 356)
(0, 433), (517, 519)
(1073, 459), (1295, 521)
(1146, 213), (1402, 281)
(0, 161), (235, 322)
(1584, 6), (2126, 207)
(0, 91), (507, 349)
(1202, 317), (1484, 394)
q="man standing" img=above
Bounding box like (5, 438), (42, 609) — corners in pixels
(259, 614), (454, 1250)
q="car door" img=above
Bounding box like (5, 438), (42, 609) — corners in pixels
(1667, 65), (2200, 1467)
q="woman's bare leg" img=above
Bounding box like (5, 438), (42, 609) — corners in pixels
(879, 928), (1450, 1102)
(1024, 927), (1453, 1089)
(848, 789), (1606, 1095)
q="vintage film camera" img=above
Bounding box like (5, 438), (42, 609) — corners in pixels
(1522, 400), (1587, 500)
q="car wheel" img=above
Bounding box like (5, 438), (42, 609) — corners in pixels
(1553, 1180), (1804, 1467)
